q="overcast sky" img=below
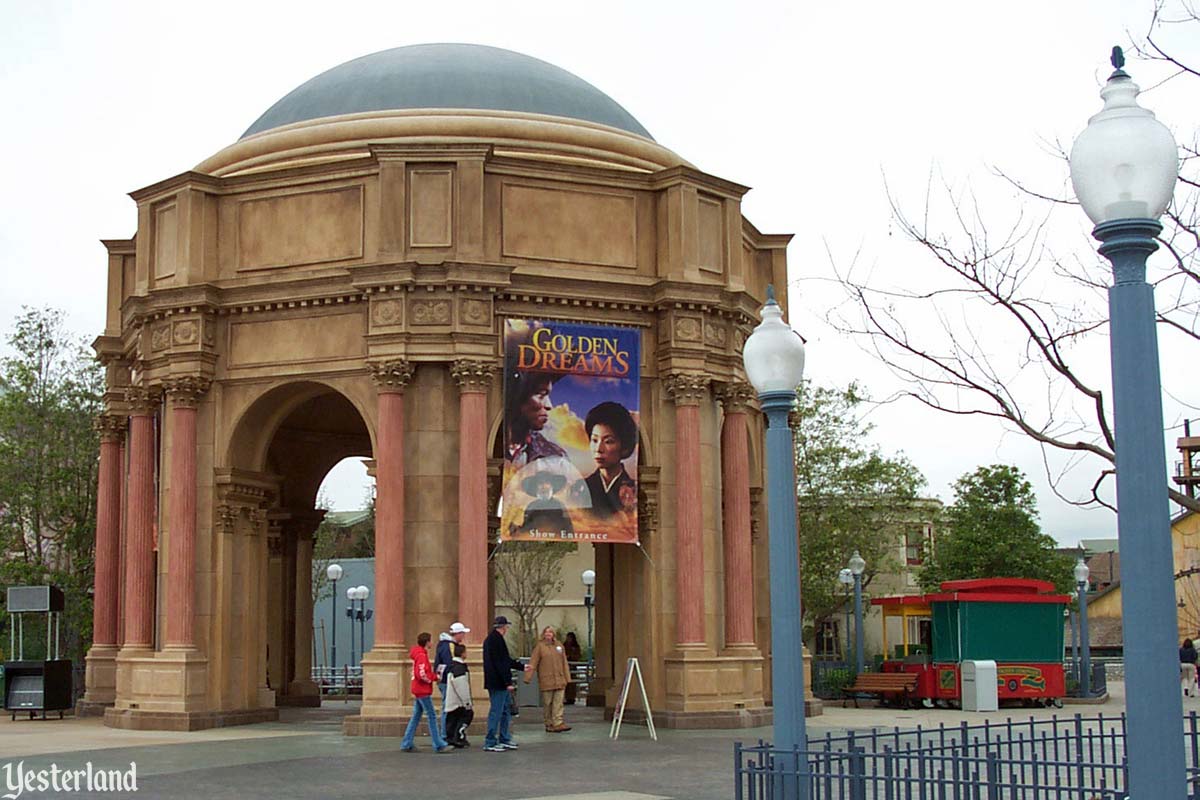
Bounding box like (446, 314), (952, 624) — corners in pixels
(2, 0), (1196, 545)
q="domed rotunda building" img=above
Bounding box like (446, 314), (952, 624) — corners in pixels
(83, 44), (803, 733)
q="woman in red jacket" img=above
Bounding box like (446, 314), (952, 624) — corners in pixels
(401, 632), (453, 753)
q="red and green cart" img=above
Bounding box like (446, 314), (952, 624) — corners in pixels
(872, 578), (1069, 707)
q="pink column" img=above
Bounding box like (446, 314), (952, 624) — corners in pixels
(370, 360), (414, 647)
(92, 416), (124, 647)
(164, 377), (209, 648)
(717, 382), (757, 647)
(123, 387), (161, 648)
(117, 439), (127, 646)
(666, 373), (709, 646)
(452, 360), (494, 644)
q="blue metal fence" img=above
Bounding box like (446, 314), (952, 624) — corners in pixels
(735, 712), (1200, 799)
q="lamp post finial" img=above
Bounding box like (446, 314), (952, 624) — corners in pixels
(1110, 45), (1127, 77)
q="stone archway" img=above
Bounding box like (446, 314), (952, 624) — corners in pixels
(227, 383), (373, 710)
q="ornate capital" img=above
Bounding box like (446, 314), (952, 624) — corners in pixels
(125, 385), (163, 416)
(369, 359), (415, 393)
(94, 414), (126, 443)
(714, 381), (757, 414)
(163, 376), (212, 408)
(663, 372), (710, 406)
(216, 504), (238, 535)
(450, 359), (496, 393)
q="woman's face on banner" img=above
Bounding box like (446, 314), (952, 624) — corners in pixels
(590, 423), (623, 470)
(520, 381), (553, 431)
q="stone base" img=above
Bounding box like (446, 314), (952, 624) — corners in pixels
(82, 644), (119, 710)
(276, 693), (322, 707)
(357, 646), (412, 719)
(805, 697), (824, 716)
(662, 644), (767, 714)
(112, 646), (210, 714)
(103, 706), (279, 731)
(75, 699), (113, 718)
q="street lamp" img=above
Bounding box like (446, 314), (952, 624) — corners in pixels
(1074, 559), (1092, 698)
(837, 568), (854, 662)
(743, 285), (808, 781)
(848, 551), (866, 675)
(1068, 46), (1184, 797)
(355, 585), (373, 661)
(581, 569), (596, 680)
(346, 586), (359, 667)
(326, 563), (343, 674)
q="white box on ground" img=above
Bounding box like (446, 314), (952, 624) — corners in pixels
(961, 660), (998, 712)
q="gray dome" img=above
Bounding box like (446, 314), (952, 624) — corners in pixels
(242, 44), (653, 140)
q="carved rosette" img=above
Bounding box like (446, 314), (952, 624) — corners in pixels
(663, 372), (710, 406)
(94, 414), (127, 443)
(369, 359), (415, 393)
(714, 381), (757, 414)
(163, 376), (212, 408)
(451, 359), (496, 394)
(125, 385), (163, 416)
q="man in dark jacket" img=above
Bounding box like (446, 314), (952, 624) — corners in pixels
(482, 616), (522, 752)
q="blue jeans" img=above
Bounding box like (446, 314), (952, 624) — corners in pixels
(485, 688), (513, 748)
(401, 695), (447, 751)
(437, 681), (448, 738)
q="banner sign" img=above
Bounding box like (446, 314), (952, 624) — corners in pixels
(502, 319), (640, 544)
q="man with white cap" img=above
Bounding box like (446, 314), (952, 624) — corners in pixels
(435, 621), (470, 737)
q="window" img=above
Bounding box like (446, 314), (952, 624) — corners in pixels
(815, 620), (841, 657)
(905, 528), (924, 566)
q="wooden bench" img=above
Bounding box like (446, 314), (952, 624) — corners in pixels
(843, 673), (918, 708)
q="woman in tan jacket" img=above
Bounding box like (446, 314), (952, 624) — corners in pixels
(524, 626), (572, 732)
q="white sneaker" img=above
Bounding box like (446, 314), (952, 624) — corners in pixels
(499, 741), (519, 750)
(484, 745), (506, 752)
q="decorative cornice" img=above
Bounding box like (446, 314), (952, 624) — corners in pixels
(94, 414), (126, 443)
(163, 376), (212, 408)
(450, 359), (496, 393)
(125, 385), (163, 416)
(714, 381), (757, 414)
(369, 359), (415, 392)
(663, 372), (710, 406)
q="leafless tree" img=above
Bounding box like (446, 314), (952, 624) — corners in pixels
(828, 3), (1200, 516)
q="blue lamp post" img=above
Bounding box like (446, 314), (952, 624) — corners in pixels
(326, 563), (343, 674)
(355, 585), (373, 659)
(582, 569), (596, 679)
(1074, 559), (1092, 698)
(1068, 46), (1183, 797)
(346, 585), (360, 667)
(848, 551), (866, 674)
(743, 285), (807, 798)
(838, 568), (854, 661)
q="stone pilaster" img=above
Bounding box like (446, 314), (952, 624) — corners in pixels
(451, 359), (495, 645)
(663, 372), (709, 648)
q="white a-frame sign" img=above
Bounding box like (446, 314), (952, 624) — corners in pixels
(609, 657), (657, 741)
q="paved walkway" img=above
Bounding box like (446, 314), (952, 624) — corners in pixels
(0, 683), (1158, 800)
